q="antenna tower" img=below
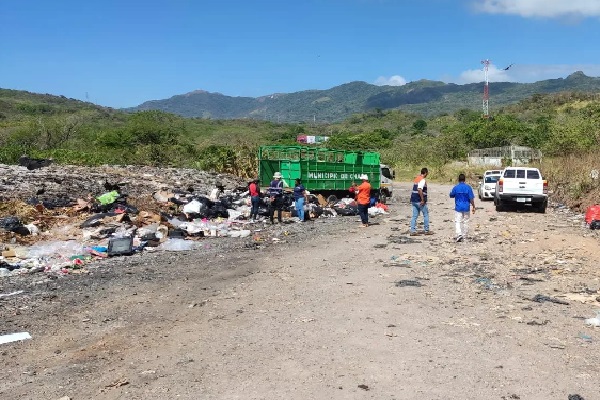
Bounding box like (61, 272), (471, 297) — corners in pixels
(481, 59), (490, 118)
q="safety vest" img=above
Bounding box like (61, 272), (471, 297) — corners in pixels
(410, 175), (427, 203)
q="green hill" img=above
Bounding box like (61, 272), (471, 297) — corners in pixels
(126, 72), (600, 122)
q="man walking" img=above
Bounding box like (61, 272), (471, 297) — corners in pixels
(410, 167), (432, 235)
(449, 173), (475, 242)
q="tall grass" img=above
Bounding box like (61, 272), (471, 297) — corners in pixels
(541, 153), (600, 210)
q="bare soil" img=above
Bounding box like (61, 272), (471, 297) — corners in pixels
(2, 183), (599, 400)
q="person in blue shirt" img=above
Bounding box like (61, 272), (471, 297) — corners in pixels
(293, 178), (307, 222)
(449, 173), (476, 242)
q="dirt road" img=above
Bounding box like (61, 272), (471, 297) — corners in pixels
(2, 183), (599, 399)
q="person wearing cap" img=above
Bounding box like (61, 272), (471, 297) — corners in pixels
(248, 177), (261, 222)
(268, 172), (288, 224)
(209, 181), (225, 202)
(355, 174), (371, 227)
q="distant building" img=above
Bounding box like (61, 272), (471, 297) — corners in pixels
(297, 135), (329, 144)
(468, 145), (542, 167)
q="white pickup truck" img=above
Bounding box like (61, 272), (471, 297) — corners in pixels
(494, 167), (548, 213)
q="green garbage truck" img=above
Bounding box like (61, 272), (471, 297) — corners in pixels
(258, 145), (394, 203)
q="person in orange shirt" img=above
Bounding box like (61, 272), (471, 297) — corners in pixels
(355, 174), (371, 227)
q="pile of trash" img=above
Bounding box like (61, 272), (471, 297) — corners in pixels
(0, 163), (390, 278)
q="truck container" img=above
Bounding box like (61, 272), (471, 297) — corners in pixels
(258, 145), (394, 203)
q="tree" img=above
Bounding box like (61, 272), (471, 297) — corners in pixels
(412, 119), (427, 134)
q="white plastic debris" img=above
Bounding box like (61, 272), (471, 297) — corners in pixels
(0, 290), (24, 298)
(0, 332), (32, 345)
(585, 311), (600, 327)
(183, 200), (202, 214)
(27, 241), (83, 259)
(159, 239), (195, 251)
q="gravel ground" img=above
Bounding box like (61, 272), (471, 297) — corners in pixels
(1, 182), (600, 400)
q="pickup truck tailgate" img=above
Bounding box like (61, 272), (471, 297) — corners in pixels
(502, 169), (544, 195)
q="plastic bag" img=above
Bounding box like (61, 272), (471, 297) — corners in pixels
(27, 241), (84, 258)
(585, 311), (600, 327)
(0, 216), (22, 231)
(97, 191), (120, 206)
(160, 239), (195, 251)
(183, 200), (202, 214)
(585, 205), (600, 224)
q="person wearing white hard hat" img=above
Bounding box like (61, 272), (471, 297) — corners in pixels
(355, 174), (371, 227)
(268, 172), (288, 224)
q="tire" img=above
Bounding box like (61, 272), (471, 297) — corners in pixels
(536, 203), (547, 214)
(326, 195), (338, 204)
(495, 199), (503, 212)
(379, 193), (387, 205)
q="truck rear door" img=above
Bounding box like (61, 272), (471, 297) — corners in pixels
(503, 168), (543, 195)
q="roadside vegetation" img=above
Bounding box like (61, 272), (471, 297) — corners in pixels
(1, 88), (598, 209)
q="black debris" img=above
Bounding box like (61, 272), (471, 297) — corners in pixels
(357, 384), (370, 391)
(526, 320), (549, 326)
(19, 155), (53, 170)
(531, 294), (569, 305)
(569, 395), (585, 400)
(0, 216), (22, 231)
(387, 235), (421, 244)
(395, 280), (423, 287)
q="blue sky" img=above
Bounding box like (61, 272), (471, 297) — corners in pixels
(2, 0), (599, 108)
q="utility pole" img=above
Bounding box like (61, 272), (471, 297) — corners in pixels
(481, 59), (490, 118)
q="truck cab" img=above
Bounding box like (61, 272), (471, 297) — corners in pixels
(379, 164), (395, 203)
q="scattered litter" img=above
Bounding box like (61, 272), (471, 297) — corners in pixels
(357, 384), (370, 391)
(387, 235), (421, 244)
(474, 277), (502, 291)
(578, 332), (592, 342)
(531, 294), (569, 305)
(395, 279), (423, 287)
(105, 378), (129, 389)
(526, 320), (549, 326)
(0, 290), (24, 299)
(569, 395), (585, 400)
(159, 239), (195, 252)
(584, 311), (600, 327)
(0, 331), (32, 345)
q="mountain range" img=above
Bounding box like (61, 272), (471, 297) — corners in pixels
(126, 71), (600, 122)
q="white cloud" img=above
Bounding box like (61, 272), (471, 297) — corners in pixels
(374, 75), (407, 86)
(473, 0), (600, 18)
(457, 63), (511, 83)
(450, 63), (600, 84)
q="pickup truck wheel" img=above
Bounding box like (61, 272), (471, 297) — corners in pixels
(379, 194), (387, 205)
(495, 200), (504, 212)
(536, 204), (547, 214)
